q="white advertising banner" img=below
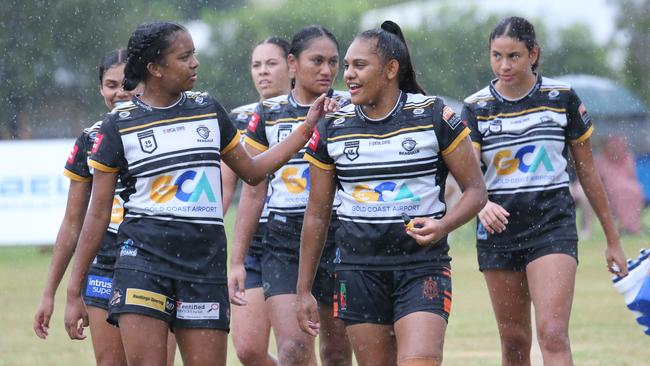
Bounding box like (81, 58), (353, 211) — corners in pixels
(0, 139), (75, 245)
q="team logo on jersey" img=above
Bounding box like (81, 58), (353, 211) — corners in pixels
(195, 96), (205, 105)
(277, 125), (293, 142)
(442, 106), (462, 129)
(493, 145), (554, 175)
(401, 138), (417, 151)
(412, 108), (425, 115)
(489, 120), (502, 133)
(422, 276), (439, 300)
(539, 115), (554, 124)
(548, 89), (560, 99)
(110, 288), (122, 306)
(137, 130), (158, 154)
(333, 117), (345, 125)
(119, 111), (131, 119)
(343, 140), (360, 161)
(196, 126), (213, 142)
(477, 101), (488, 108)
(270, 104), (282, 111)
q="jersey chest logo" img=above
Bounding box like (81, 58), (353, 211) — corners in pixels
(137, 130), (158, 154)
(343, 140), (360, 161)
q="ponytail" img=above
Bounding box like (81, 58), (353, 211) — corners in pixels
(123, 21), (186, 91)
(359, 21), (425, 94)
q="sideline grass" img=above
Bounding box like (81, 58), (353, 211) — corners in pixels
(1, 210), (648, 365)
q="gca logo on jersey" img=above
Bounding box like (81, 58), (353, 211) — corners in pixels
(493, 145), (554, 175)
(352, 182), (421, 203)
(281, 166), (310, 194)
(150, 170), (217, 203)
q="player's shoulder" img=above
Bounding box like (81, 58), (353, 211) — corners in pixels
(261, 94), (289, 110)
(463, 85), (494, 106)
(230, 101), (258, 115)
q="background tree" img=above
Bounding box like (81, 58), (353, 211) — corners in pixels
(615, 0), (650, 106)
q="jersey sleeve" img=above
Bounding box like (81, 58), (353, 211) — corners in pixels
(244, 103), (270, 152)
(228, 110), (250, 134)
(461, 104), (481, 149)
(304, 118), (335, 171)
(436, 102), (471, 156)
(88, 116), (124, 173)
(213, 101), (240, 156)
(63, 133), (92, 182)
(566, 89), (594, 144)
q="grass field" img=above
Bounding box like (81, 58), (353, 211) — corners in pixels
(1, 210), (648, 365)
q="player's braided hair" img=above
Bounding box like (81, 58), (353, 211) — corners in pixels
(489, 16), (540, 71)
(359, 21), (425, 95)
(123, 21), (186, 91)
(98, 48), (127, 84)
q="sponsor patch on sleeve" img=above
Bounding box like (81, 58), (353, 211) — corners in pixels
(578, 103), (592, 125)
(91, 133), (104, 154)
(67, 145), (79, 164)
(247, 112), (260, 132)
(308, 129), (320, 151)
(442, 106), (462, 129)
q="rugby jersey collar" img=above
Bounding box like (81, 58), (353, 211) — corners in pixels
(288, 90), (313, 109)
(489, 73), (542, 104)
(133, 93), (187, 111)
(355, 90), (406, 124)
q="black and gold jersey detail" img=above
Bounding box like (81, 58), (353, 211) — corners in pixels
(89, 92), (239, 282)
(245, 91), (348, 216)
(306, 92), (470, 270)
(462, 75), (590, 249)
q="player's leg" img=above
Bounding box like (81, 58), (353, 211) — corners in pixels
(526, 248), (577, 366)
(118, 313), (170, 366)
(317, 303), (352, 366)
(232, 286), (276, 366)
(345, 323), (396, 366)
(175, 328), (228, 366)
(394, 312), (446, 366)
(483, 269), (532, 366)
(480, 249), (532, 366)
(87, 306), (127, 366)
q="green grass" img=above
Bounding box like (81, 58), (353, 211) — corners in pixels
(1, 209), (648, 365)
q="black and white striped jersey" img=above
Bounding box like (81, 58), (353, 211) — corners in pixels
(306, 92), (470, 270)
(244, 91), (348, 216)
(462, 74), (591, 249)
(64, 120), (125, 268)
(88, 92), (240, 282)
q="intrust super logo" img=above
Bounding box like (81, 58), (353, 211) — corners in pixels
(493, 145), (554, 175)
(85, 275), (112, 300)
(352, 182), (421, 203)
(150, 170), (217, 203)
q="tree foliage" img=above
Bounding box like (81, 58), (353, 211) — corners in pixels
(615, 0), (650, 105)
(0, 0), (620, 139)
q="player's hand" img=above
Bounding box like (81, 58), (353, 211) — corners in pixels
(33, 295), (55, 339)
(228, 263), (247, 306)
(478, 200), (510, 234)
(405, 217), (447, 246)
(605, 240), (629, 277)
(296, 291), (319, 337)
(63, 292), (88, 340)
(304, 92), (340, 130)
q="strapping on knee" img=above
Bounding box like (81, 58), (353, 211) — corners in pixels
(398, 356), (441, 366)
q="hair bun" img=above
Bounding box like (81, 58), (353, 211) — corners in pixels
(380, 21), (400, 34)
